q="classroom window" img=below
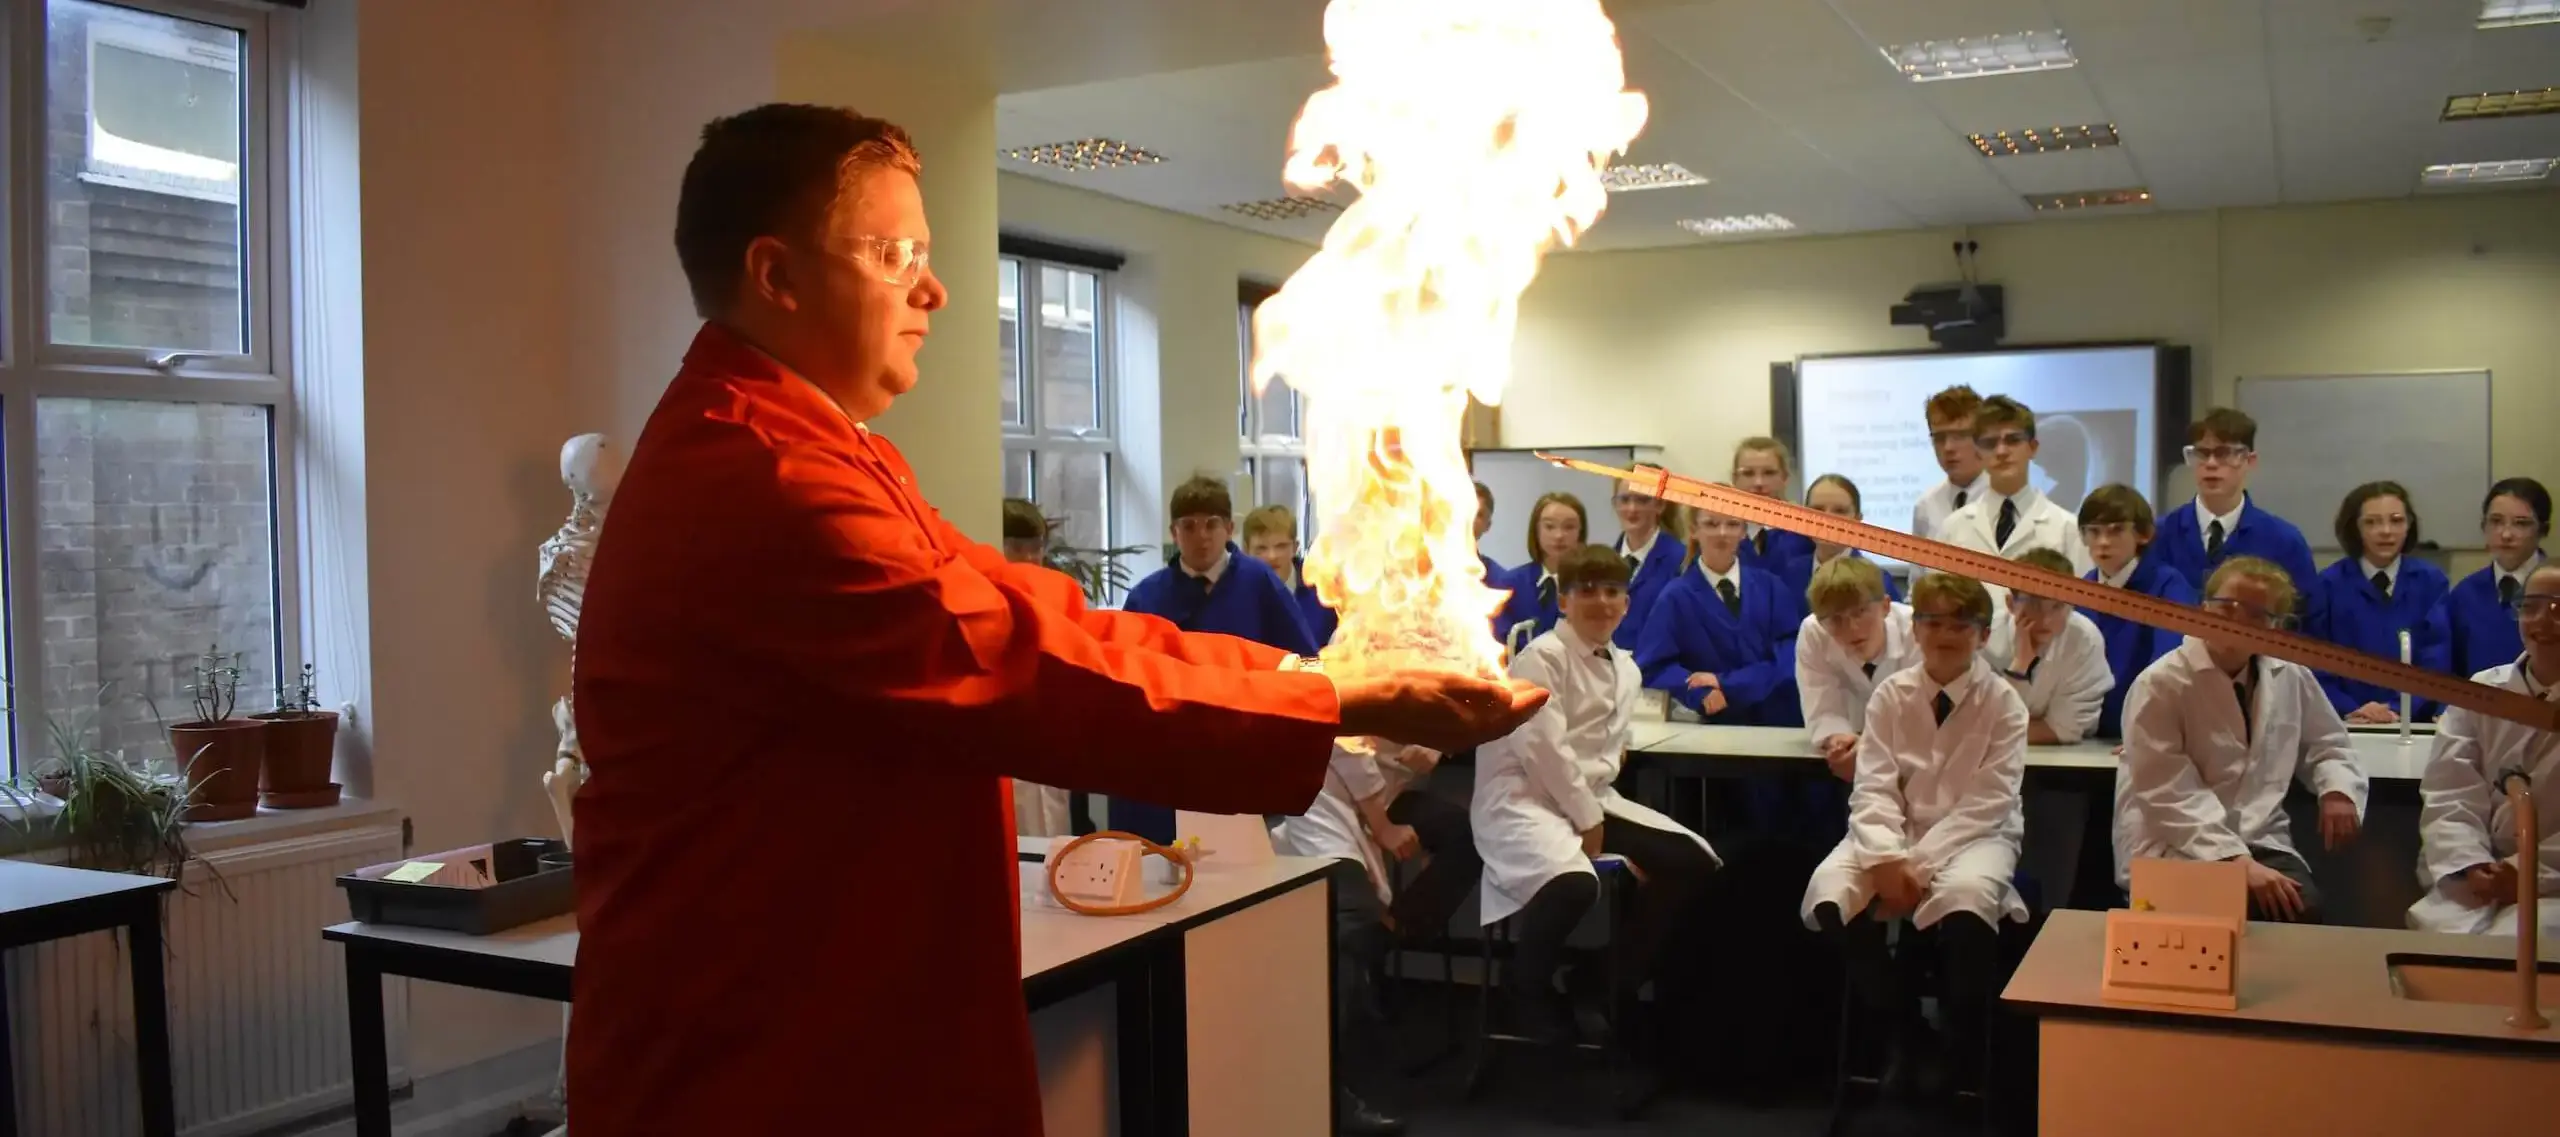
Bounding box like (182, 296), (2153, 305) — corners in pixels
(3, 0), (296, 775)
(1237, 293), (1312, 537)
(998, 253), (1116, 563)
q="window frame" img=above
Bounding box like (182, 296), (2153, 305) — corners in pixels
(998, 250), (1118, 558)
(1236, 289), (1310, 538)
(0, 0), (300, 774)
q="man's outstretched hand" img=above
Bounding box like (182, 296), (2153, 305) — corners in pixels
(1335, 673), (1549, 755)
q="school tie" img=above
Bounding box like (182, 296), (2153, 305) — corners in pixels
(2234, 673), (2254, 742)
(1624, 552), (1642, 575)
(1862, 661), (1878, 681)
(1537, 575), (1558, 611)
(1932, 691), (1954, 727)
(1953, 489), (1968, 512)
(2205, 518), (2226, 563)
(1716, 577), (1742, 615)
(1594, 646), (1613, 661)
(1995, 499), (2018, 548)
(1752, 529), (1769, 559)
(2371, 570), (2392, 601)
(2501, 574), (2523, 608)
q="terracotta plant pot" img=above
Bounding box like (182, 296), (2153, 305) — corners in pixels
(168, 719), (265, 822)
(251, 710), (341, 808)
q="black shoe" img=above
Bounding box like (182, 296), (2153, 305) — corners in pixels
(1338, 1088), (1407, 1135)
(1504, 984), (1577, 1048)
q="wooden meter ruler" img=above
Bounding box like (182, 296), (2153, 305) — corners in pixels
(1543, 454), (2559, 732)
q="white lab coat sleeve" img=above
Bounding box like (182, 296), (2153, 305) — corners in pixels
(1797, 615), (1858, 741)
(1511, 649), (1606, 834)
(1909, 693), (2028, 885)
(1329, 741), (1390, 804)
(2416, 706), (2498, 885)
(2291, 678), (2369, 815)
(1846, 688), (1912, 869)
(2062, 522), (2095, 577)
(2044, 620), (2114, 744)
(2120, 674), (2251, 863)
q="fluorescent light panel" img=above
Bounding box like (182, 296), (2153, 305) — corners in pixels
(1221, 196), (1344, 222)
(2441, 88), (2560, 121)
(1970, 123), (2120, 157)
(1882, 30), (2075, 82)
(2420, 157), (2556, 185)
(1677, 214), (1795, 237)
(1002, 138), (1165, 172)
(2026, 187), (2152, 212)
(2477, 2), (2560, 29)
(1600, 162), (1709, 192)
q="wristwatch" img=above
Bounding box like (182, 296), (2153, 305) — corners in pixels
(2003, 659), (2039, 682)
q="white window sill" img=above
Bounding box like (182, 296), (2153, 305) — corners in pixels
(3, 796), (403, 865)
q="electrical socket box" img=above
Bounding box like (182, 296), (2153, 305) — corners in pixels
(1046, 836), (1144, 908)
(2101, 909), (2241, 1011)
(2126, 857), (2249, 930)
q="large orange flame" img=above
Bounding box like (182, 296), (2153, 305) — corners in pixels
(1251, 0), (1648, 684)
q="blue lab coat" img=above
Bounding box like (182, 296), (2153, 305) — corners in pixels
(2081, 556), (2199, 739)
(2153, 497), (2324, 627)
(1615, 533), (1689, 650)
(1635, 563), (1805, 726)
(2445, 555), (2542, 679)
(1118, 544), (1320, 839)
(1739, 524), (1815, 577)
(1493, 561), (1561, 654)
(1778, 551), (1904, 608)
(1285, 559), (1339, 648)
(2306, 556), (2453, 720)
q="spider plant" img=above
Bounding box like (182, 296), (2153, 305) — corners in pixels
(1043, 518), (1150, 605)
(0, 688), (226, 890)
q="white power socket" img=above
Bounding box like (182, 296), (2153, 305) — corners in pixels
(2101, 909), (2240, 1010)
(1046, 836), (1145, 908)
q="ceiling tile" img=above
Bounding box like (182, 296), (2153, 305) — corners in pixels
(1980, 146), (2146, 195)
(1624, 0), (1898, 99)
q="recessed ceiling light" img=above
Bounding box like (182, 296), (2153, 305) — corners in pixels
(1970, 124), (2121, 157)
(1599, 163), (1709, 192)
(2478, 1), (2560, 29)
(2441, 88), (2560, 121)
(1882, 31), (2075, 82)
(1001, 139), (1166, 172)
(1221, 196), (1346, 222)
(2420, 157), (2556, 186)
(1676, 214), (1796, 237)
(2026, 187), (2153, 212)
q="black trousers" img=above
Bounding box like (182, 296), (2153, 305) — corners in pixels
(2245, 845), (2324, 924)
(1329, 788), (1480, 1094)
(1505, 816), (1716, 1005)
(1814, 903), (2002, 1085)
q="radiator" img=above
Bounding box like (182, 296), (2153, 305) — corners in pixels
(6, 821), (410, 1137)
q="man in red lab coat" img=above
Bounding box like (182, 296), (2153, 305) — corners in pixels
(564, 104), (1545, 1135)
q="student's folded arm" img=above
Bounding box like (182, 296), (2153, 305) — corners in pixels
(2047, 632), (2113, 744)
(2292, 680), (2369, 814)
(2414, 709), (2498, 882)
(731, 452), (1339, 816)
(1719, 613), (1800, 711)
(2120, 679), (2249, 862)
(1634, 599), (1705, 713)
(2412, 599), (2453, 719)
(1264, 576), (1323, 657)
(1909, 700), (2028, 882)
(1509, 652), (1606, 833)
(1796, 618), (1856, 740)
(1328, 741), (1391, 804)
(1846, 702), (1911, 868)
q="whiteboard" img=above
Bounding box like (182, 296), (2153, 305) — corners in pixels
(1469, 445), (1661, 568)
(2234, 370), (2491, 551)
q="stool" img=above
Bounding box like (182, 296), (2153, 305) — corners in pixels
(1827, 876), (2043, 1134)
(1384, 854), (1467, 1074)
(1461, 857), (1651, 1121)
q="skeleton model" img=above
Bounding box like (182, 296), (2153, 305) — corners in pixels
(537, 433), (624, 850)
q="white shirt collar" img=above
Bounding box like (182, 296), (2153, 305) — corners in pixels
(1552, 618), (1611, 660)
(1917, 656), (1987, 709)
(1697, 558), (1741, 593)
(2101, 555), (2141, 589)
(2360, 556), (2400, 587)
(2494, 552), (2545, 589)
(1181, 549), (1230, 586)
(1983, 481), (2040, 515)
(2198, 496), (2246, 545)
(1619, 528), (1660, 560)
(1942, 472), (1989, 504)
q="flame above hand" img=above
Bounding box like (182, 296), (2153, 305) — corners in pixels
(1252, 0), (1649, 684)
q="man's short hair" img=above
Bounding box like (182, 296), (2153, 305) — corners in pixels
(1910, 573), (1995, 626)
(1557, 544), (1633, 592)
(1973, 395), (2036, 439)
(2077, 484), (2156, 537)
(1241, 504), (1297, 543)
(2205, 555), (2299, 618)
(2011, 547), (2077, 579)
(1805, 556), (1888, 617)
(1000, 498), (1048, 543)
(1925, 385), (1984, 427)
(674, 104), (922, 318)
(2189, 407), (2258, 448)
(1169, 475), (1234, 522)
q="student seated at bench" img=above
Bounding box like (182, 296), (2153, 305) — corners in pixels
(1983, 548), (2114, 745)
(1796, 556), (1920, 782)
(2408, 563), (2560, 936)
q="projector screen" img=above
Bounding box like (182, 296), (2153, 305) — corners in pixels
(1791, 345), (2180, 566)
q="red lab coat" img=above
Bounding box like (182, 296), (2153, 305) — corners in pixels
(566, 323), (1341, 1135)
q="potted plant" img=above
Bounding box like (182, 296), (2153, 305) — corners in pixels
(1043, 515), (1151, 606)
(1, 703), (218, 884)
(252, 662), (339, 808)
(163, 645), (264, 822)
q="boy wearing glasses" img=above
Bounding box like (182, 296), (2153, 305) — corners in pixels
(1935, 396), (2093, 575)
(1911, 385), (1990, 544)
(2078, 484), (2198, 739)
(2114, 556), (2367, 922)
(2409, 563), (2560, 935)
(2152, 408), (2322, 627)
(1985, 549), (2115, 745)
(1119, 475), (1321, 840)
(1613, 479), (1686, 650)
(1797, 556), (1922, 780)
(1800, 573), (2027, 1101)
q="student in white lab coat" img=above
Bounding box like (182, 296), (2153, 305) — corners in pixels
(1796, 556), (1923, 781)
(1983, 548), (2115, 745)
(1800, 572), (2027, 1099)
(1910, 385), (1990, 544)
(2115, 555), (2368, 923)
(1934, 396), (2093, 576)
(1475, 545), (1719, 1048)
(2408, 563), (2560, 935)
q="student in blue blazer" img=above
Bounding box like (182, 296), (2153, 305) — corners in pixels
(2075, 484), (2198, 739)
(2308, 480), (2452, 722)
(1241, 503), (1338, 649)
(1780, 474), (1904, 605)
(1494, 491), (1587, 655)
(1611, 478), (1687, 649)
(1474, 480), (1508, 584)
(1637, 506), (1805, 725)
(2152, 408), (2323, 627)
(2446, 477), (2550, 678)
(1732, 436), (1816, 575)
(1118, 476), (1320, 841)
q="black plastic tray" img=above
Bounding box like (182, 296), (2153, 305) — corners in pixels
(338, 838), (573, 935)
